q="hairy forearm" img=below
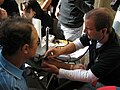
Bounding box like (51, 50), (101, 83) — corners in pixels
(60, 43), (76, 55)
(57, 62), (71, 70)
(47, 58), (73, 70)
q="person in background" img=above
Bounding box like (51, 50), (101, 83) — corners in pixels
(39, 0), (52, 12)
(42, 8), (120, 89)
(0, 17), (39, 90)
(55, 0), (93, 41)
(0, 0), (20, 16)
(111, 0), (120, 11)
(39, 0), (59, 19)
(21, 0), (54, 37)
(50, 0), (59, 19)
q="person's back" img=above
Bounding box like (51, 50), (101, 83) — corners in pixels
(51, 0), (59, 19)
(56, 0), (93, 41)
(59, 0), (84, 28)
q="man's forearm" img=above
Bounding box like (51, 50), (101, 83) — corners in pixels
(60, 43), (76, 55)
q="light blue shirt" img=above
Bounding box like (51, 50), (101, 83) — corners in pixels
(0, 50), (28, 90)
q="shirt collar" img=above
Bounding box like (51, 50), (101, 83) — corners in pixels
(96, 42), (103, 49)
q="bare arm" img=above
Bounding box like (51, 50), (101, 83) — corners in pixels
(45, 42), (76, 58)
(42, 57), (85, 73)
(42, 58), (95, 83)
(40, 0), (52, 11)
(60, 42), (76, 55)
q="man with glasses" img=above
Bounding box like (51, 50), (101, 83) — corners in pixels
(0, 17), (39, 90)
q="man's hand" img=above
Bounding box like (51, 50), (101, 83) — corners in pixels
(0, 8), (7, 20)
(72, 64), (86, 70)
(45, 47), (62, 58)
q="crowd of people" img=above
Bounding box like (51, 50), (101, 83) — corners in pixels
(20, 0), (54, 37)
(0, 0), (120, 90)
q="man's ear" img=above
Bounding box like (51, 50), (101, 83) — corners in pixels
(21, 44), (29, 54)
(102, 28), (107, 34)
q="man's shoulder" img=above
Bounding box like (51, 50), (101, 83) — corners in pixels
(0, 71), (13, 89)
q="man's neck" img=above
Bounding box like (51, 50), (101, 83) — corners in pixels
(99, 33), (109, 44)
(4, 54), (24, 68)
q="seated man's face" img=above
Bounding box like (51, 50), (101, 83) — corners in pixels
(27, 27), (39, 59)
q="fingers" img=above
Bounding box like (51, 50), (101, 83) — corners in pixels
(73, 64), (86, 69)
(41, 62), (52, 71)
(44, 50), (54, 58)
(44, 48), (57, 58)
(42, 61), (50, 67)
(78, 64), (86, 69)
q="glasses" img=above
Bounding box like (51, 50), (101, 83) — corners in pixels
(36, 41), (40, 46)
(32, 39), (40, 46)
